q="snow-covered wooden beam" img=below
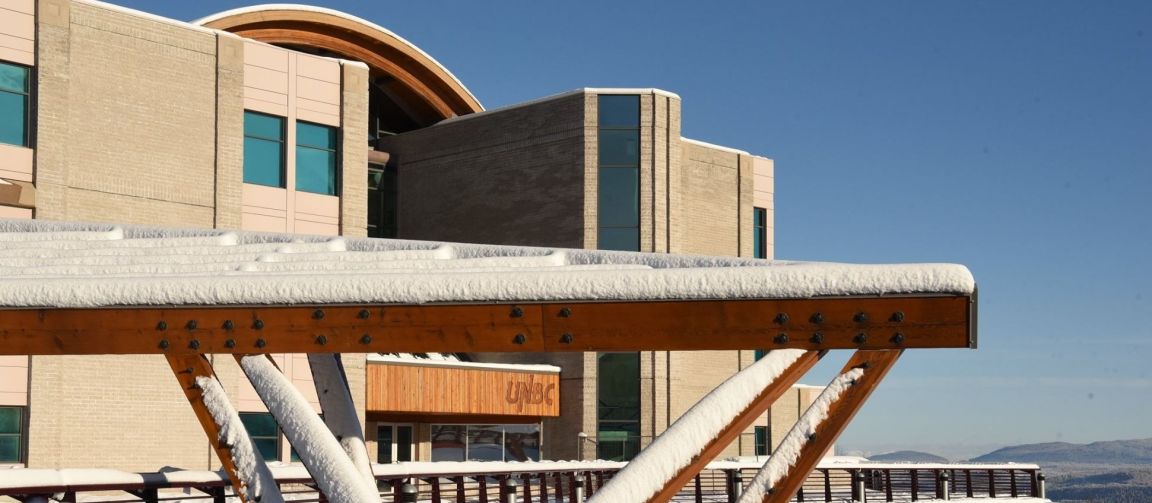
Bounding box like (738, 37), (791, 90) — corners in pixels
(0, 295), (973, 356)
(747, 349), (903, 503)
(164, 354), (283, 503)
(308, 354), (377, 491)
(590, 349), (824, 503)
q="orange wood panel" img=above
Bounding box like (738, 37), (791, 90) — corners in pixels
(366, 363), (559, 417)
(0, 296), (973, 356)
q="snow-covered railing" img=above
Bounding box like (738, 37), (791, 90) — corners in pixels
(0, 460), (1045, 503)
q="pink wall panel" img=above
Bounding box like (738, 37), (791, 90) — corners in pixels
(0, 144), (33, 182)
(0, 205), (31, 219)
(0, 356), (28, 406)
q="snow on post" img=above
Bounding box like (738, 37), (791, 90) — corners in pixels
(587, 349), (807, 503)
(737, 368), (866, 503)
(239, 356), (381, 503)
(194, 376), (284, 503)
(307, 354), (377, 490)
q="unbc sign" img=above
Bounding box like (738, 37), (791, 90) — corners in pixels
(504, 380), (557, 412)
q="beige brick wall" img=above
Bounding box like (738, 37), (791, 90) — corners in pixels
(339, 62), (369, 237)
(678, 142), (746, 257)
(379, 93), (587, 248)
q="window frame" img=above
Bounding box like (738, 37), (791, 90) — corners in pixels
(753, 207), (768, 259)
(596, 94), (642, 252)
(295, 120), (340, 196)
(242, 111), (287, 188)
(0, 406), (25, 464)
(0, 61), (31, 148)
(238, 412), (281, 462)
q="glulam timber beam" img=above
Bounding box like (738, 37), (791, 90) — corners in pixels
(763, 349), (903, 503)
(643, 350), (825, 503)
(165, 354), (253, 503)
(0, 295), (973, 356)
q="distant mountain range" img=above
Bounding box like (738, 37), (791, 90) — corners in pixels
(868, 450), (950, 463)
(970, 438), (1152, 464)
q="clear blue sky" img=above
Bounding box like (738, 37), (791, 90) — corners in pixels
(126, 0), (1152, 459)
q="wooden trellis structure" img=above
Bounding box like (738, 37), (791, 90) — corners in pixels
(0, 222), (977, 503)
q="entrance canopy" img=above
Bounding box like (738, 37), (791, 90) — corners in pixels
(0, 218), (977, 503)
(0, 219), (975, 356)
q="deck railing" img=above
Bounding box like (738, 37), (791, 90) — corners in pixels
(0, 461), (1045, 502)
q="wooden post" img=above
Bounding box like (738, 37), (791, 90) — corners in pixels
(640, 350), (823, 503)
(762, 349), (903, 503)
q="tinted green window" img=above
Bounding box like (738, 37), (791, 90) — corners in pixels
(754, 349), (768, 361)
(296, 122), (338, 195)
(0, 407), (23, 463)
(240, 412), (279, 461)
(597, 352), (641, 461)
(598, 130), (640, 167)
(243, 112), (285, 187)
(598, 95), (640, 128)
(753, 207), (768, 259)
(0, 62), (29, 147)
(754, 426), (769, 456)
(597, 95), (641, 252)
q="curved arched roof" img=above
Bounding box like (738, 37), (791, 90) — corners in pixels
(197, 5), (483, 124)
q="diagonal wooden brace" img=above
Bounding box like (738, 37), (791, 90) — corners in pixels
(166, 354), (283, 503)
(308, 353), (376, 489)
(761, 349), (903, 503)
(640, 350), (825, 503)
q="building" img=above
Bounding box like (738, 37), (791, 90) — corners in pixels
(0, 0), (809, 470)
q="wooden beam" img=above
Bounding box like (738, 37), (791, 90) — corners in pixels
(643, 350), (824, 503)
(0, 296), (972, 356)
(164, 354), (253, 503)
(762, 349), (903, 503)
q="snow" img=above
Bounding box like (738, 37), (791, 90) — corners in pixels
(307, 354), (378, 492)
(367, 353), (561, 373)
(588, 349), (807, 503)
(0, 220), (975, 308)
(195, 376), (284, 502)
(239, 355), (380, 503)
(737, 368), (865, 503)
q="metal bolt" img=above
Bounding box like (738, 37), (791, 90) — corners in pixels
(853, 332), (867, 344)
(224, 339), (236, 348)
(156, 321), (167, 331)
(358, 309), (371, 319)
(560, 333), (573, 344)
(890, 311), (905, 322)
(255, 338), (266, 348)
(810, 313), (825, 324)
(360, 334), (372, 344)
(510, 306), (524, 318)
(807, 433), (817, 442)
(774, 313), (789, 324)
(809, 332), (824, 344)
(559, 307), (572, 318)
(853, 312), (869, 323)
(312, 309), (325, 320)
(222, 320), (234, 330)
(513, 333), (526, 344)
(891, 333), (905, 345)
(158, 339), (170, 350)
(188, 339), (200, 350)
(252, 319), (264, 330)
(185, 320), (198, 330)
(774, 333), (789, 344)
(315, 335), (328, 345)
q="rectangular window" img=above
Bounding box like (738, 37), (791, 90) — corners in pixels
(597, 95), (641, 252)
(754, 349), (768, 361)
(754, 426), (769, 456)
(0, 406), (23, 463)
(239, 412), (280, 461)
(243, 112), (286, 188)
(753, 207), (768, 259)
(597, 352), (641, 461)
(0, 62), (30, 147)
(296, 121), (338, 195)
(430, 424), (541, 462)
(367, 164), (398, 238)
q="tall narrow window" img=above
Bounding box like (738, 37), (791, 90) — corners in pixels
(296, 121), (339, 195)
(367, 164), (397, 238)
(754, 425), (769, 456)
(597, 95), (640, 251)
(597, 352), (641, 461)
(0, 406), (23, 463)
(753, 207), (768, 259)
(243, 112), (285, 188)
(0, 62), (30, 147)
(239, 412), (280, 461)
